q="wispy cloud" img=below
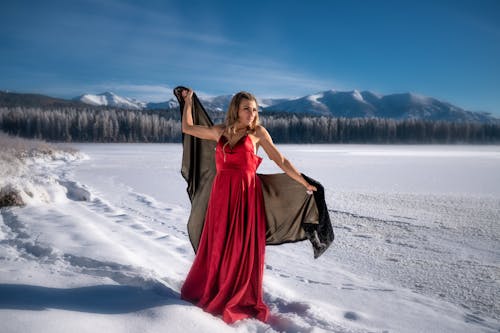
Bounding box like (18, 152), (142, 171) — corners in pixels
(77, 0), (238, 46)
(175, 55), (343, 99)
(217, 63), (340, 97)
(444, 3), (500, 40)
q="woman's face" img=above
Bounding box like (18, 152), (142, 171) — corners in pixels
(237, 98), (258, 127)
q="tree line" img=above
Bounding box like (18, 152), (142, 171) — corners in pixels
(1, 106), (499, 144)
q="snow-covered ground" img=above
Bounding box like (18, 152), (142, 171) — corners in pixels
(1, 143), (499, 333)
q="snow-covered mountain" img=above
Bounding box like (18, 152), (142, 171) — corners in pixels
(200, 94), (233, 112)
(145, 98), (179, 110)
(264, 90), (496, 122)
(74, 92), (147, 110)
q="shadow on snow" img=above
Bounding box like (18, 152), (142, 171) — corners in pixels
(0, 283), (181, 314)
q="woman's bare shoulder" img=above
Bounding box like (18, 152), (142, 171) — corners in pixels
(255, 125), (271, 139)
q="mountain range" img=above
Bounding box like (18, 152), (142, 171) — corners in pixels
(1, 90), (497, 122)
(265, 90), (495, 122)
(73, 91), (497, 122)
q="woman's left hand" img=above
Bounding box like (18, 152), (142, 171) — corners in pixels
(305, 183), (317, 194)
(181, 88), (194, 104)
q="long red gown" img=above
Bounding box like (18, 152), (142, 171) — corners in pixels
(180, 134), (270, 324)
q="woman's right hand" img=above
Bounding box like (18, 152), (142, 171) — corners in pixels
(182, 88), (193, 104)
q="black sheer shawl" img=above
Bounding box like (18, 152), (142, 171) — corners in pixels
(174, 86), (334, 258)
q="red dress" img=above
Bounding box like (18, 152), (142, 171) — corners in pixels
(181, 134), (270, 324)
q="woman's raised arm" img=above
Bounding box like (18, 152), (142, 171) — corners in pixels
(181, 88), (222, 141)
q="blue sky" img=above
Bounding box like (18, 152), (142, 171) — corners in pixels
(1, 0), (499, 115)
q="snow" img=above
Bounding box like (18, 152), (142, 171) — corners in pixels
(307, 93), (325, 104)
(258, 100), (270, 108)
(79, 92), (147, 110)
(351, 90), (364, 102)
(1, 143), (499, 333)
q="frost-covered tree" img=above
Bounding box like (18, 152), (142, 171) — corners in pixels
(0, 106), (499, 144)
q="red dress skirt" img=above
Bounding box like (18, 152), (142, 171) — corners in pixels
(181, 135), (269, 323)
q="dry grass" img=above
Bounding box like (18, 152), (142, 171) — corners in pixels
(0, 131), (77, 159)
(0, 132), (79, 207)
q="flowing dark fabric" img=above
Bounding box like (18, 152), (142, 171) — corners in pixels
(174, 86), (334, 260)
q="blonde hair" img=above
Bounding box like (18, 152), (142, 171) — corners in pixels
(224, 91), (260, 134)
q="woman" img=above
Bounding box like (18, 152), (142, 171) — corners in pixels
(179, 88), (316, 324)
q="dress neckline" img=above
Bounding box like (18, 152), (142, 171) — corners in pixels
(219, 134), (258, 155)
(219, 133), (248, 150)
